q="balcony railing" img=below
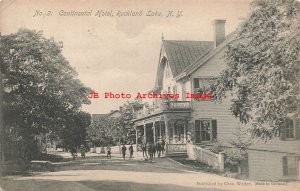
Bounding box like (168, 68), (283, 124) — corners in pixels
(135, 101), (191, 119)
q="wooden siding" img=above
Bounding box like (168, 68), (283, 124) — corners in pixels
(191, 96), (240, 144)
(191, 46), (227, 77)
(249, 139), (300, 154)
(248, 150), (286, 180)
(189, 45), (240, 144)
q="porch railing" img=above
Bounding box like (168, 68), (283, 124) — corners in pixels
(187, 143), (224, 172)
(168, 101), (191, 110)
(135, 101), (191, 119)
(165, 143), (187, 155)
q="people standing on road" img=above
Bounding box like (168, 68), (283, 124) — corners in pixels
(121, 144), (127, 160)
(70, 147), (77, 160)
(142, 143), (148, 158)
(156, 142), (162, 158)
(161, 139), (165, 154)
(147, 143), (153, 161)
(152, 143), (156, 159)
(129, 144), (134, 160)
(80, 144), (86, 159)
(106, 145), (112, 159)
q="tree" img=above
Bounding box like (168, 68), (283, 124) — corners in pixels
(87, 117), (120, 146)
(0, 29), (92, 160)
(86, 100), (144, 147)
(211, 0), (300, 140)
(225, 126), (252, 173)
(60, 111), (91, 149)
(118, 100), (144, 144)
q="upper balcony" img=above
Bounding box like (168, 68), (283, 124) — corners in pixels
(134, 101), (192, 120)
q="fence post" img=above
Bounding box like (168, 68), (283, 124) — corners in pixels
(200, 147), (203, 161)
(186, 143), (189, 158)
(218, 153), (225, 172)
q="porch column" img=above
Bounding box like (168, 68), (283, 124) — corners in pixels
(159, 122), (162, 141)
(164, 118), (169, 144)
(153, 121), (156, 143)
(143, 121), (146, 143)
(173, 124), (175, 143)
(183, 124), (186, 143)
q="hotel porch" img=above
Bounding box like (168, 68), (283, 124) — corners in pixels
(133, 101), (192, 155)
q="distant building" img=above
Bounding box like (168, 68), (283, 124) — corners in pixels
(105, 110), (121, 118)
(91, 110), (121, 123)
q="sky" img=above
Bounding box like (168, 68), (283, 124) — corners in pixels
(0, 0), (252, 114)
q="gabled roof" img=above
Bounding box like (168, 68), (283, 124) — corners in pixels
(175, 32), (238, 80)
(91, 114), (107, 122)
(106, 110), (121, 118)
(91, 110), (121, 122)
(163, 40), (214, 77)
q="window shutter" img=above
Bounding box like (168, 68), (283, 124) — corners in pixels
(282, 156), (288, 176)
(195, 120), (201, 143)
(212, 120), (217, 141)
(295, 119), (300, 140)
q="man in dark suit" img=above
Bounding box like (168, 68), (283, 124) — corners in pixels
(121, 144), (127, 160)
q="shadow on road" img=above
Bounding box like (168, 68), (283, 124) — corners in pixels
(52, 156), (190, 174)
(0, 179), (228, 191)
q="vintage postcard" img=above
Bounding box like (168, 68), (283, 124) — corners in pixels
(0, 0), (299, 190)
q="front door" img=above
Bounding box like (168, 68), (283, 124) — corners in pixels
(174, 120), (186, 143)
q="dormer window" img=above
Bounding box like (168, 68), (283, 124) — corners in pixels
(165, 62), (170, 78)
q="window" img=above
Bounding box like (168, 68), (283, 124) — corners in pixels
(193, 78), (212, 97)
(195, 119), (217, 143)
(283, 156), (299, 176)
(175, 123), (185, 141)
(173, 86), (176, 94)
(280, 118), (299, 140)
(285, 119), (295, 139)
(194, 78), (200, 89)
(165, 62), (171, 78)
(200, 120), (211, 141)
(193, 78), (210, 90)
(173, 85), (177, 100)
(168, 87), (171, 94)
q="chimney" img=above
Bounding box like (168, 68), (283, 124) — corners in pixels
(213, 19), (226, 48)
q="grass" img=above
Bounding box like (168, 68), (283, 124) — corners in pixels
(169, 157), (220, 174)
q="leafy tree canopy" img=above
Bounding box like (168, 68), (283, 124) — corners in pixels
(87, 117), (120, 146)
(87, 99), (144, 146)
(211, 0), (300, 140)
(118, 100), (144, 144)
(0, 29), (92, 141)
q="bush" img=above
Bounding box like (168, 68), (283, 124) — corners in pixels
(209, 141), (225, 154)
(224, 148), (247, 173)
